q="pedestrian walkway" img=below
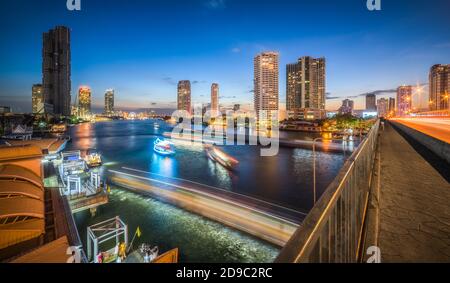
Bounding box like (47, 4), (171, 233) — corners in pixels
(376, 122), (450, 262)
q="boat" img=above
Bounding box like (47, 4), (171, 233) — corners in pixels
(153, 138), (176, 156)
(84, 148), (102, 167)
(205, 145), (239, 170)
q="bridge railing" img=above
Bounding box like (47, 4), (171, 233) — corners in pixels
(275, 120), (380, 263)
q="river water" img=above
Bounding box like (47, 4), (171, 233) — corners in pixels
(69, 120), (348, 262)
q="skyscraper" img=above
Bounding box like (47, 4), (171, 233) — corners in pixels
(366, 94), (377, 111)
(286, 56), (326, 120)
(389, 97), (396, 113)
(177, 80), (191, 114)
(42, 26), (71, 116)
(32, 84), (44, 114)
(429, 64), (449, 111)
(78, 86), (91, 118)
(211, 83), (219, 116)
(104, 89), (115, 116)
(254, 52), (279, 123)
(377, 98), (388, 117)
(397, 85), (413, 116)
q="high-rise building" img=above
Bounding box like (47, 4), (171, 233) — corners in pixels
(397, 86), (413, 116)
(286, 56), (326, 120)
(177, 80), (191, 114)
(211, 83), (219, 116)
(42, 26), (71, 116)
(377, 98), (389, 117)
(366, 94), (377, 111)
(32, 84), (44, 114)
(339, 99), (354, 115)
(254, 52), (279, 123)
(429, 64), (449, 111)
(78, 86), (91, 118)
(388, 97), (396, 113)
(104, 89), (115, 116)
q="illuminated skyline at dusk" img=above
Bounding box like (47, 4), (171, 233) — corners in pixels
(0, 0), (449, 113)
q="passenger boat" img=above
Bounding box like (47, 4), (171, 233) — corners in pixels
(84, 148), (102, 167)
(205, 145), (239, 170)
(153, 138), (176, 156)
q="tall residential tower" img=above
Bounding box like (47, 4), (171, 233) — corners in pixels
(42, 26), (71, 116)
(104, 89), (115, 116)
(211, 83), (219, 116)
(286, 56), (326, 120)
(254, 52), (279, 123)
(78, 86), (91, 118)
(429, 64), (449, 111)
(32, 84), (44, 114)
(177, 80), (191, 114)
(397, 85), (413, 116)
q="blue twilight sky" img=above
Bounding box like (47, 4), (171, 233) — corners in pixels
(0, 0), (449, 113)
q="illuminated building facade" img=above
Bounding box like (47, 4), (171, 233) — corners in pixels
(254, 52), (279, 123)
(78, 86), (91, 118)
(32, 84), (44, 114)
(42, 26), (71, 116)
(377, 98), (388, 117)
(429, 64), (449, 111)
(211, 83), (219, 116)
(339, 99), (354, 115)
(177, 80), (191, 114)
(286, 56), (326, 120)
(104, 89), (115, 116)
(397, 85), (413, 116)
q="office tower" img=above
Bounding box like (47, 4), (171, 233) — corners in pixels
(388, 97), (396, 113)
(211, 83), (219, 116)
(339, 99), (354, 115)
(78, 86), (91, 118)
(177, 80), (191, 114)
(366, 94), (377, 111)
(254, 52), (279, 123)
(429, 64), (450, 111)
(42, 26), (71, 116)
(32, 84), (44, 114)
(377, 98), (388, 117)
(104, 89), (115, 116)
(397, 85), (413, 116)
(286, 56), (326, 120)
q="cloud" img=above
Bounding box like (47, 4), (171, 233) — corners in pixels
(205, 0), (226, 10)
(192, 80), (207, 85)
(356, 89), (397, 97)
(231, 47), (241, 53)
(162, 77), (177, 86)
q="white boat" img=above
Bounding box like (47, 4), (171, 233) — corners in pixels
(153, 138), (176, 156)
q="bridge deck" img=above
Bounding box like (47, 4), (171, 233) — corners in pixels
(375, 122), (450, 262)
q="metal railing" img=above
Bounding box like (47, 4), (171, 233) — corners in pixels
(275, 120), (380, 263)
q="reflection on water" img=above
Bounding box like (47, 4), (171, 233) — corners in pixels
(68, 120), (345, 213)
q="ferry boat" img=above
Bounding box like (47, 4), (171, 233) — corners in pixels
(205, 145), (239, 170)
(84, 148), (102, 167)
(153, 138), (176, 156)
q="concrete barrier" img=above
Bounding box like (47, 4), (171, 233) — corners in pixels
(390, 121), (450, 164)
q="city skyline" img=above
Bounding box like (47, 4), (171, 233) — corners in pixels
(1, 0), (450, 113)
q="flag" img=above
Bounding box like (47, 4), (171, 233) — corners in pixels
(136, 226), (142, 238)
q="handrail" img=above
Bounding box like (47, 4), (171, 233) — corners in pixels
(275, 120), (380, 263)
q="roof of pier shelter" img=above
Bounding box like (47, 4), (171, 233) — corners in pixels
(0, 145), (42, 162)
